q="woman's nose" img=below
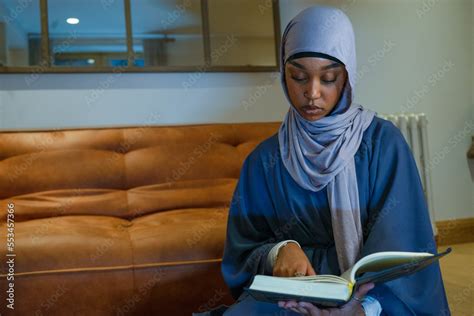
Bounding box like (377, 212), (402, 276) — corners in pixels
(305, 79), (321, 100)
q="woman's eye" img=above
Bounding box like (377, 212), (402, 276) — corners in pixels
(322, 77), (337, 84)
(291, 76), (307, 82)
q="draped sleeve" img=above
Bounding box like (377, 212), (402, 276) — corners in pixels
(221, 146), (279, 300)
(361, 120), (450, 315)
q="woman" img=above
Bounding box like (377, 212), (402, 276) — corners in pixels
(220, 5), (450, 316)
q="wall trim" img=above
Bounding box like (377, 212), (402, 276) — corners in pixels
(435, 217), (474, 246)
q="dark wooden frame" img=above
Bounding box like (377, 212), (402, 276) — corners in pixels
(0, 0), (281, 73)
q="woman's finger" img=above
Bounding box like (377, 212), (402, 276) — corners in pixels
(281, 300), (298, 309)
(293, 270), (306, 277)
(295, 306), (310, 315)
(354, 282), (375, 297)
(343, 282), (376, 309)
(306, 264), (316, 276)
(294, 262), (309, 277)
(290, 307), (304, 314)
(298, 302), (322, 316)
(282, 300), (305, 314)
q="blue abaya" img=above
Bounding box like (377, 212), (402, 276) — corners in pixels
(221, 117), (450, 316)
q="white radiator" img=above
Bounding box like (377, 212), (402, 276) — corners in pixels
(378, 113), (437, 235)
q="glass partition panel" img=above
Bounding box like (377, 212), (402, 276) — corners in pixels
(207, 0), (276, 66)
(0, 0), (279, 72)
(130, 0), (204, 67)
(0, 0), (42, 66)
(47, 0), (128, 67)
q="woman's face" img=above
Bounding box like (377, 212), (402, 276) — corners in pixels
(284, 57), (348, 121)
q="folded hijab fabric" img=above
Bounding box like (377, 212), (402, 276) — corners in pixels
(277, 5), (377, 273)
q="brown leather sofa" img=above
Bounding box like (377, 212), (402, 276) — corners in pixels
(0, 122), (280, 315)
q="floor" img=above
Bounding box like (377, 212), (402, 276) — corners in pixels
(438, 242), (474, 316)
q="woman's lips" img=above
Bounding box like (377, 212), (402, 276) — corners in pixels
(301, 105), (324, 115)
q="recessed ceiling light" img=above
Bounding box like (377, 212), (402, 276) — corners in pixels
(66, 17), (79, 25)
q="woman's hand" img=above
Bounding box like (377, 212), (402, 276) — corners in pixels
(273, 243), (316, 277)
(278, 282), (375, 315)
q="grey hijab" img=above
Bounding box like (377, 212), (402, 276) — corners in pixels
(278, 5), (376, 273)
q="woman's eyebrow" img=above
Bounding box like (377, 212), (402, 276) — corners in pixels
(288, 60), (341, 71)
(321, 63), (341, 70)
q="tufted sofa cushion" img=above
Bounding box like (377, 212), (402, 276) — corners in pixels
(0, 122), (280, 316)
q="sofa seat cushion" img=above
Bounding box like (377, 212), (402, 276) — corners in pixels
(2, 208), (228, 277)
(2, 215), (134, 276)
(130, 207), (228, 265)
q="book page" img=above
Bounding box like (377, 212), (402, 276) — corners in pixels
(286, 274), (348, 284)
(249, 275), (352, 301)
(340, 251), (434, 283)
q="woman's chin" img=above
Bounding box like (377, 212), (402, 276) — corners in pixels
(299, 110), (326, 121)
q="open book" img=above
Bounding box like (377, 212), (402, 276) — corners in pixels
(244, 247), (451, 308)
